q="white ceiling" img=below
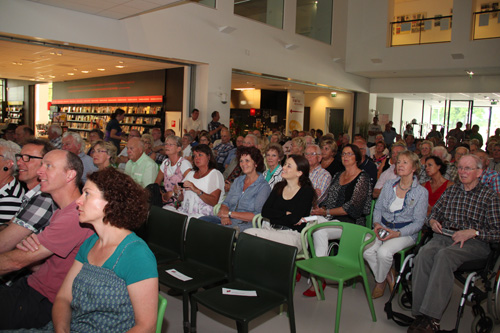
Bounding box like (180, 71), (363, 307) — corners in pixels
(26, 0), (199, 20)
(2, 0), (498, 106)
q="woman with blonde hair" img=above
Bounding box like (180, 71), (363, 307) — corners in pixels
(319, 138), (343, 177)
(92, 140), (117, 170)
(290, 137), (306, 156)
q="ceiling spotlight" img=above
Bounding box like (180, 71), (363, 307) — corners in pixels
(81, 70), (90, 73)
(48, 75), (56, 78)
(97, 68), (106, 71)
(466, 70), (474, 78)
(49, 52), (56, 55)
(118, 61), (124, 64)
(115, 65), (125, 68)
(57, 52), (63, 56)
(67, 73), (75, 75)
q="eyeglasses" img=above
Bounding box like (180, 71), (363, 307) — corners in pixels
(165, 143), (177, 147)
(304, 152), (319, 156)
(15, 154), (43, 162)
(458, 166), (479, 172)
(95, 149), (108, 154)
(341, 152), (355, 157)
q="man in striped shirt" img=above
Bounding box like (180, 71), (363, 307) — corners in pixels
(0, 141), (24, 226)
(0, 139), (55, 254)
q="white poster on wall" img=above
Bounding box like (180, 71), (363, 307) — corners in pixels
(285, 90), (304, 135)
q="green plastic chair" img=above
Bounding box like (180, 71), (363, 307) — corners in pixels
(156, 294), (168, 333)
(190, 233), (298, 333)
(365, 199), (376, 230)
(296, 222), (377, 333)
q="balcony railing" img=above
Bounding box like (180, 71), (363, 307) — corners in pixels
(473, 9), (500, 40)
(390, 15), (452, 47)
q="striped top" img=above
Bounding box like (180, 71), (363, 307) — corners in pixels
(0, 178), (25, 224)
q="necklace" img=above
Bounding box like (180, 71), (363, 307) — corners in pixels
(398, 182), (411, 191)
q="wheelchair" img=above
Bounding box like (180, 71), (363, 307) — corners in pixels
(385, 239), (500, 333)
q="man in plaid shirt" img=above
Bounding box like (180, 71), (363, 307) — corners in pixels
(213, 129), (234, 172)
(409, 154), (500, 333)
(0, 139), (55, 254)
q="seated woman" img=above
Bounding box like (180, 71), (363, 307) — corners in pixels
(423, 156), (453, 215)
(165, 144), (224, 218)
(151, 135), (192, 207)
(363, 151), (427, 299)
(263, 143), (284, 189)
(92, 140), (117, 170)
(51, 167), (158, 331)
(0, 140), (24, 227)
(319, 138), (343, 178)
(244, 155), (316, 250)
(290, 137), (306, 156)
(371, 140), (388, 176)
(198, 133), (212, 148)
(303, 144), (372, 297)
(201, 146), (271, 232)
(141, 134), (157, 161)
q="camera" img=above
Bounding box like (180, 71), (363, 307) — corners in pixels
(378, 228), (389, 239)
(177, 182), (185, 188)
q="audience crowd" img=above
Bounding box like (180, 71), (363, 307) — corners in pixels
(0, 115), (499, 333)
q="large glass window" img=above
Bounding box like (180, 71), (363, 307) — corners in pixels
(198, 0), (216, 8)
(390, 0), (453, 46)
(234, 0), (284, 29)
(296, 0), (333, 44)
(472, 0), (500, 40)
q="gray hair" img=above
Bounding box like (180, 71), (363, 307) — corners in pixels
(245, 134), (258, 147)
(0, 139), (21, 174)
(63, 131), (85, 153)
(462, 154), (483, 170)
(49, 124), (62, 136)
(306, 144), (321, 154)
(432, 146), (451, 162)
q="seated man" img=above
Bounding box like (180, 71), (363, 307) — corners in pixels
(409, 154), (500, 333)
(0, 150), (94, 329)
(124, 137), (158, 188)
(62, 131), (98, 183)
(213, 128), (234, 172)
(0, 139), (55, 254)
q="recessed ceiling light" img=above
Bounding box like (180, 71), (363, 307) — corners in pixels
(81, 70), (90, 73)
(57, 52), (63, 56)
(48, 75), (56, 78)
(118, 61), (124, 64)
(49, 52), (56, 55)
(115, 65), (125, 68)
(97, 68), (106, 71)
(67, 73), (75, 76)
(29, 78), (36, 81)
(73, 68), (78, 71)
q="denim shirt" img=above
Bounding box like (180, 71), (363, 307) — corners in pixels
(373, 176), (428, 241)
(222, 173), (271, 224)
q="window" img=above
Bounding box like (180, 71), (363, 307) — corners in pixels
(296, 0), (333, 44)
(390, 0), (453, 46)
(234, 0), (284, 29)
(198, 0), (216, 8)
(472, 0), (500, 40)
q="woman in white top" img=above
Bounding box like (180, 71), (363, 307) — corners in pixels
(154, 136), (192, 205)
(166, 144), (224, 218)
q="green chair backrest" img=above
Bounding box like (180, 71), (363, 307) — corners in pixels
(184, 218), (236, 275)
(156, 294), (168, 333)
(365, 199), (376, 230)
(234, 233), (298, 298)
(306, 222), (375, 265)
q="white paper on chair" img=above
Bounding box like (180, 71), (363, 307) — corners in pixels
(222, 288), (258, 297)
(165, 269), (193, 281)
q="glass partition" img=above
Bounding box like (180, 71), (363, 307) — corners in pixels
(473, 0), (500, 40)
(234, 0), (284, 29)
(296, 0), (333, 44)
(471, 105), (492, 141)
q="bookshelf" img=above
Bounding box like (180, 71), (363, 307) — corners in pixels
(5, 101), (24, 124)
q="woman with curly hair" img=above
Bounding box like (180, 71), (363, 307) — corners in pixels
(51, 167), (158, 332)
(201, 146), (271, 232)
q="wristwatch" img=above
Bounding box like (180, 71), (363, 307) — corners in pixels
(198, 190), (203, 197)
(228, 211), (232, 218)
(325, 209), (332, 220)
(475, 230), (480, 238)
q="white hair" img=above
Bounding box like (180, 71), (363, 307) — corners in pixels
(63, 131), (85, 153)
(0, 139), (22, 174)
(49, 124), (62, 136)
(432, 146), (451, 162)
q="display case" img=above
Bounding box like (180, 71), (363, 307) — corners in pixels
(5, 101), (24, 124)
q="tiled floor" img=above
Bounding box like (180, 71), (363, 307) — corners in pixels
(158, 269), (487, 333)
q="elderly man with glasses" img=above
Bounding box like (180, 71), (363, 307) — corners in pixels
(305, 144), (331, 202)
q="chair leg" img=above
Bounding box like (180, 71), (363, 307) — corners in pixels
(182, 292), (190, 333)
(335, 282), (343, 333)
(190, 298), (198, 333)
(362, 276), (377, 322)
(310, 276), (325, 301)
(287, 301), (296, 333)
(236, 321), (248, 333)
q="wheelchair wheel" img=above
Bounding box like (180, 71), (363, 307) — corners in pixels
(471, 313), (495, 333)
(486, 257), (500, 323)
(397, 290), (412, 311)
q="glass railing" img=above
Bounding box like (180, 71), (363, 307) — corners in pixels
(473, 9), (500, 40)
(390, 15), (452, 46)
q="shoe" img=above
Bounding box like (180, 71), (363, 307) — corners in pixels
(296, 271), (301, 282)
(371, 283), (386, 299)
(303, 281), (326, 297)
(410, 315), (440, 333)
(407, 315), (425, 333)
(387, 268), (396, 293)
